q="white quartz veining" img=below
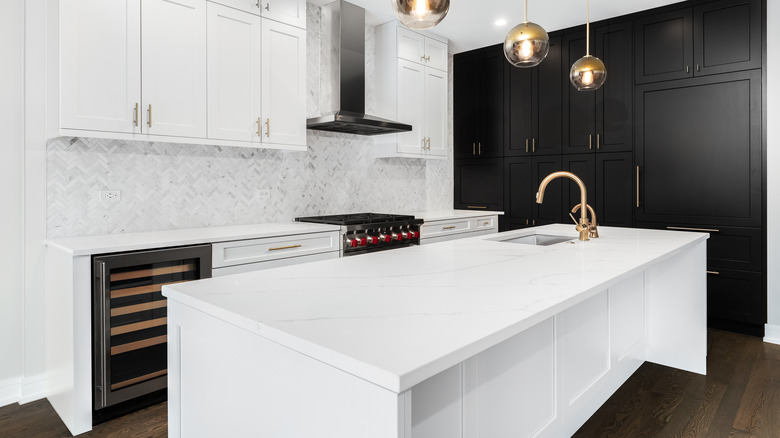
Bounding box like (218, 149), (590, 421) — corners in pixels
(45, 222), (340, 256)
(163, 225), (708, 393)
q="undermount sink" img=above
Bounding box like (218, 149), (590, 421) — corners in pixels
(500, 234), (576, 246)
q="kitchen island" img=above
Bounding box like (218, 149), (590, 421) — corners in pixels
(163, 224), (707, 438)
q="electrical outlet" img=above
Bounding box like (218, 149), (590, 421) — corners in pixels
(99, 190), (121, 203)
(258, 189), (271, 201)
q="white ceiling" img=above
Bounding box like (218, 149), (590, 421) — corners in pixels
(309, 0), (684, 53)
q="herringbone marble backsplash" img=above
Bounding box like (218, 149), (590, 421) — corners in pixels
(47, 3), (454, 238)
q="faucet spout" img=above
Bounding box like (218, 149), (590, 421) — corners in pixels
(536, 171), (590, 241)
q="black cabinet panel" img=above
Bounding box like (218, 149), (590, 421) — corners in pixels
(596, 152), (634, 228)
(532, 156), (564, 224)
(562, 30), (596, 154)
(595, 21), (633, 153)
(706, 227), (763, 271)
(507, 66), (535, 156)
(635, 70), (761, 227)
(454, 52), (481, 158)
(454, 158), (503, 210)
(537, 36), (563, 155)
(635, 9), (693, 84)
(562, 154), (596, 216)
(505, 157), (534, 222)
(694, 0), (761, 76)
(707, 268), (764, 327)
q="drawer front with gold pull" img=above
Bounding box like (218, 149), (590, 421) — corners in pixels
(212, 231), (339, 268)
(420, 218), (473, 239)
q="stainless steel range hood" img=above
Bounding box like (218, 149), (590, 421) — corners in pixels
(306, 0), (412, 136)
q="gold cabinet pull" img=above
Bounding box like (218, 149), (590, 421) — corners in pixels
(636, 165), (640, 208)
(686, 65), (690, 73)
(265, 118), (270, 137)
(256, 0), (260, 7)
(467, 205), (487, 209)
(265, 2), (270, 11)
(426, 55), (431, 62)
(421, 138), (426, 151)
(133, 103), (139, 127)
(473, 142), (476, 155)
(442, 226), (457, 230)
(667, 226), (720, 233)
(421, 55), (426, 62)
(707, 270), (720, 275)
(588, 134), (592, 150)
(478, 142), (482, 155)
(147, 104), (152, 128)
(525, 219), (529, 225)
(268, 244), (301, 251)
(532, 219), (536, 225)
(257, 117), (262, 137)
(696, 64), (701, 72)
(525, 139), (529, 153)
(427, 137), (431, 151)
(532, 138), (535, 152)
(596, 134), (600, 149)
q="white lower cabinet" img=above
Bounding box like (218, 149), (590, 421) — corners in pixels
(420, 215), (499, 244)
(403, 274), (647, 437)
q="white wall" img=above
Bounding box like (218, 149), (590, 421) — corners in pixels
(766, 1), (780, 342)
(0, 0), (26, 406)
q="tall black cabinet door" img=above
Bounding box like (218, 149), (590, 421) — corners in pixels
(536, 35), (562, 155)
(504, 157), (534, 229)
(454, 52), (481, 158)
(562, 30), (596, 154)
(561, 154), (596, 215)
(635, 8), (693, 84)
(507, 66), (536, 156)
(454, 158), (504, 210)
(594, 21), (633, 153)
(532, 156), (563, 224)
(635, 70), (761, 227)
(478, 46), (508, 158)
(596, 152), (634, 228)
(693, 0), (762, 76)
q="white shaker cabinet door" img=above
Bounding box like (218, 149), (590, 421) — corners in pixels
(141, 0), (207, 138)
(425, 67), (448, 157)
(260, 0), (306, 29)
(261, 20), (306, 148)
(207, 3), (262, 142)
(397, 26), (425, 65)
(397, 58), (426, 156)
(424, 37), (448, 72)
(60, 0), (141, 134)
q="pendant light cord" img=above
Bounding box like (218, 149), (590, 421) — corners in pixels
(524, 0), (528, 22)
(586, 0), (590, 55)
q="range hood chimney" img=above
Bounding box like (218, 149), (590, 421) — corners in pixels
(306, 0), (412, 136)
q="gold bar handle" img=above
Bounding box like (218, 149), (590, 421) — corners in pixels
(525, 139), (529, 153)
(686, 65), (690, 73)
(257, 117), (262, 137)
(147, 104), (152, 128)
(268, 244), (302, 251)
(133, 103), (139, 127)
(667, 226), (720, 233)
(478, 142), (482, 155)
(707, 270), (720, 275)
(265, 2), (269, 11)
(589, 134), (592, 150)
(442, 226), (457, 230)
(636, 165), (640, 208)
(596, 134), (600, 149)
(265, 118), (270, 137)
(473, 142), (476, 155)
(532, 138), (535, 152)
(421, 138), (426, 150)
(467, 205), (487, 209)
(427, 137), (431, 151)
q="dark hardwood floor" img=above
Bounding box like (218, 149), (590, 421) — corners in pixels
(0, 329), (777, 437)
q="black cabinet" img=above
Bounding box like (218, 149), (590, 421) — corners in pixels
(707, 269), (765, 336)
(454, 45), (507, 159)
(504, 156), (563, 230)
(635, 70), (761, 227)
(562, 152), (634, 228)
(636, 0), (761, 84)
(563, 20), (633, 154)
(454, 158), (503, 211)
(506, 36), (562, 157)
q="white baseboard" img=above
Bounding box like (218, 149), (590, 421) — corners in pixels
(0, 377), (21, 408)
(19, 373), (47, 404)
(764, 324), (780, 345)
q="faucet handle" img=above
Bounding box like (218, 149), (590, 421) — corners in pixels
(568, 212), (579, 226)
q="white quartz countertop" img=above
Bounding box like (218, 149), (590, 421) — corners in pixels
(412, 209), (504, 221)
(45, 222), (341, 256)
(162, 224), (707, 394)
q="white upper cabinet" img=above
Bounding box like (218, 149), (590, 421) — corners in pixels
(141, 0), (207, 138)
(208, 0), (306, 28)
(261, 20), (307, 147)
(207, 2), (262, 142)
(375, 22), (449, 159)
(58, 0), (141, 134)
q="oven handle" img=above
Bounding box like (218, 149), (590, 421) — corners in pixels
(96, 260), (109, 409)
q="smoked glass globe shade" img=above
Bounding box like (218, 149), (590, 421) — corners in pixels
(569, 55), (607, 91)
(503, 21), (549, 68)
(392, 0), (450, 30)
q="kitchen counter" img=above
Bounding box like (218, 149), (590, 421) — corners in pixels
(164, 224), (708, 437)
(411, 209), (504, 221)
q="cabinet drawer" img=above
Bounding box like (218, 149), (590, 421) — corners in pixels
(420, 218), (473, 239)
(707, 268), (764, 326)
(472, 216), (498, 232)
(212, 251), (338, 276)
(212, 231), (339, 268)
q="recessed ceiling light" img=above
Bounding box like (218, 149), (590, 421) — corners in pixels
(494, 18), (507, 26)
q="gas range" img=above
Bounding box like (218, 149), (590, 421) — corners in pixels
(295, 213), (423, 256)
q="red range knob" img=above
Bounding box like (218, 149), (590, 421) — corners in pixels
(350, 238), (358, 248)
(396, 233), (403, 241)
(369, 236), (379, 244)
(412, 231), (420, 238)
(359, 237), (367, 246)
(383, 234), (392, 242)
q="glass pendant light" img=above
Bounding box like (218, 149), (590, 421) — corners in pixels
(503, 0), (549, 67)
(392, 0), (450, 30)
(569, 0), (606, 91)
